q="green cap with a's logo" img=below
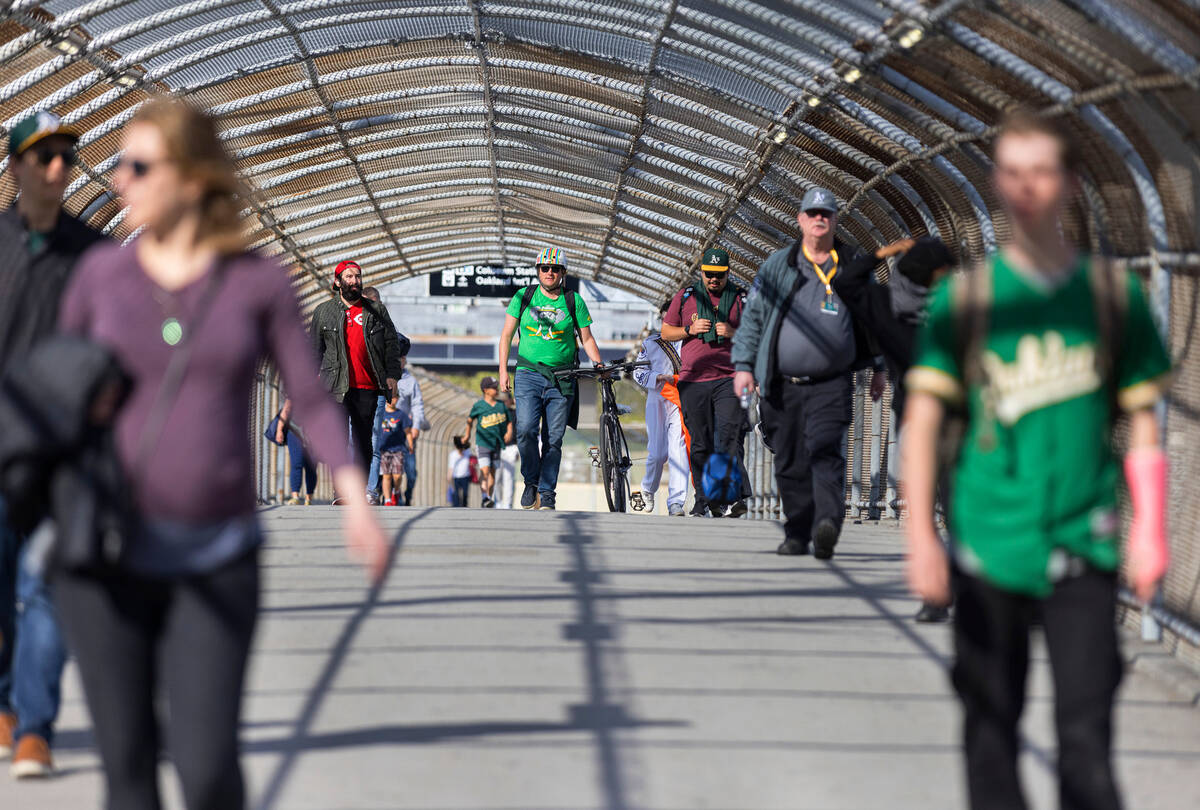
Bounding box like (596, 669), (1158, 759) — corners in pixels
(701, 247), (730, 273)
(7, 111), (79, 158)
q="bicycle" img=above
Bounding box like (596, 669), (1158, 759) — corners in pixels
(555, 360), (649, 513)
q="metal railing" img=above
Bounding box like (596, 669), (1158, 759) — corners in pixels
(741, 368), (897, 523)
(250, 365), (482, 508)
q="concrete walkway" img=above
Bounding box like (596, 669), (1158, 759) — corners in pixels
(14, 507), (1200, 809)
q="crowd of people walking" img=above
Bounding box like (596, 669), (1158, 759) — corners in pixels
(0, 93), (1174, 810)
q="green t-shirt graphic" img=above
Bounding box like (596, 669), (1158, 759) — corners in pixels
(907, 253), (1171, 597)
(469, 399), (510, 451)
(506, 286), (592, 370)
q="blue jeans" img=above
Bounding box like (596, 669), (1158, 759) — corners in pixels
(366, 394), (387, 496)
(514, 369), (570, 497)
(0, 496), (67, 744)
(452, 477), (471, 507)
(286, 430), (317, 495)
(403, 449), (418, 505)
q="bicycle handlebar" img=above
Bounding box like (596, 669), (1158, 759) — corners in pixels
(553, 360), (650, 380)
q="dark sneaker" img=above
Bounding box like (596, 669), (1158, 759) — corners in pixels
(726, 500), (748, 518)
(812, 519), (839, 560)
(915, 602), (951, 623)
(520, 485), (538, 510)
(709, 503), (728, 518)
(689, 503), (708, 518)
(537, 493), (556, 511)
(482, 496), (495, 508)
(776, 538), (810, 556)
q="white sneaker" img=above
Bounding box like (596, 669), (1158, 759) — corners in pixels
(668, 503), (685, 517)
(642, 492), (655, 513)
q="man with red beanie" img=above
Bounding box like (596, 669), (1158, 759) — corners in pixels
(311, 260), (405, 475)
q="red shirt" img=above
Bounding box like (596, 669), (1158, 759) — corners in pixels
(344, 305), (376, 389)
(663, 287), (744, 383)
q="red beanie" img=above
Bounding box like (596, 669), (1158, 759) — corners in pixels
(334, 260), (360, 277)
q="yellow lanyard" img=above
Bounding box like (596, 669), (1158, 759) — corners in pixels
(803, 244), (839, 296)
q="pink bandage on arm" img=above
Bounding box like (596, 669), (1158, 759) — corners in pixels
(1124, 447), (1169, 595)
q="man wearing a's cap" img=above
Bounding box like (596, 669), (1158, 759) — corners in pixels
(0, 111), (105, 777)
(464, 375), (512, 508)
(661, 246), (752, 518)
(310, 259), (405, 481)
(732, 188), (880, 560)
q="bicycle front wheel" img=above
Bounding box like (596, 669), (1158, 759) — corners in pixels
(601, 413), (630, 513)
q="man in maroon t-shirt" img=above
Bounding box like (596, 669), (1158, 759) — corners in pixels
(311, 260), (404, 477)
(661, 247), (752, 517)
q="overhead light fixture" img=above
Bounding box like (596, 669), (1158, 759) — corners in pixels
(771, 127), (789, 145)
(840, 66), (863, 84)
(897, 25), (924, 49)
(47, 30), (87, 56)
(112, 65), (145, 89)
(806, 95), (822, 108)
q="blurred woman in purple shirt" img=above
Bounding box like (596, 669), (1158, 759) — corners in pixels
(56, 97), (388, 810)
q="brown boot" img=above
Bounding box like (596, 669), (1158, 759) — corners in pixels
(0, 711), (15, 759)
(12, 734), (53, 778)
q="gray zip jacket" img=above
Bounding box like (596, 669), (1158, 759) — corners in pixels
(731, 239), (878, 399)
(310, 297), (404, 402)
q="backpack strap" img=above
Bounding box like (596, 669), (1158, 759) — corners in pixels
(515, 284), (538, 325)
(953, 258), (993, 393)
(1089, 255), (1128, 415)
(564, 289), (584, 348)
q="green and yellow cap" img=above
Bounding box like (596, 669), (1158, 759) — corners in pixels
(8, 111), (78, 158)
(701, 247), (729, 273)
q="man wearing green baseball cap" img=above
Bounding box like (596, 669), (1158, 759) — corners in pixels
(660, 246), (752, 518)
(0, 110), (104, 778)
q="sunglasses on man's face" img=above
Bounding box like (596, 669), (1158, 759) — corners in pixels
(803, 209), (833, 219)
(703, 271), (727, 280)
(32, 145), (76, 168)
(537, 264), (565, 274)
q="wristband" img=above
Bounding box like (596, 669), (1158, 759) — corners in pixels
(1124, 446), (1168, 594)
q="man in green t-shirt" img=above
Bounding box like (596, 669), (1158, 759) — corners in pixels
(464, 376), (513, 508)
(903, 112), (1172, 810)
(497, 247), (604, 511)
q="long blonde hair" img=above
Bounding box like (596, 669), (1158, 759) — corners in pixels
(130, 97), (248, 254)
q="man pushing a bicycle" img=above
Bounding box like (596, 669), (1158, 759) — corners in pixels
(498, 247), (605, 511)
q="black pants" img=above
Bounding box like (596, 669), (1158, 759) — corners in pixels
(677, 377), (751, 509)
(343, 388), (381, 474)
(953, 568), (1123, 810)
(54, 551), (260, 810)
(758, 375), (851, 541)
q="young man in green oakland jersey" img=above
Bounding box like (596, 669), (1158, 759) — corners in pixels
(903, 112), (1171, 810)
(464, 376), (513, 508)
(497, 247), (604, 511)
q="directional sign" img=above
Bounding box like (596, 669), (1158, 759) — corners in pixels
(429, 265), (579, 298)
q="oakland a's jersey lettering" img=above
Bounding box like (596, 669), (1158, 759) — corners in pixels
(983, 331), (1101, 425)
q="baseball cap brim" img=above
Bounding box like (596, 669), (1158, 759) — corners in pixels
(700, 265), (730, 273)
(15, 127), (79, 156)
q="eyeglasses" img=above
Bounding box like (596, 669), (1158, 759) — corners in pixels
(115, 156), (161, 179)
(537, 264), (565, 274)
(803, 209), (834, 219)
(32, 145), (76, 167)
(703, 271), (727, 280)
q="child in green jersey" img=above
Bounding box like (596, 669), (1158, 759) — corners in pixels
(465, 376), (514, 508)
(903, 111), (1171, 810)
